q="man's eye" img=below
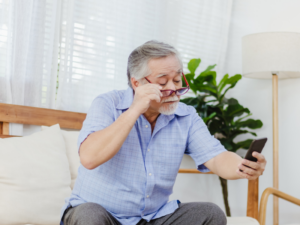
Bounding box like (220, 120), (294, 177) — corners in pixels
(174, 80), (180, 83)
(160, 83), (167, 86)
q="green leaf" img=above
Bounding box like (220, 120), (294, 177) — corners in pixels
(227, 130), (257, 142)
(198, 84), (218, 96)
(194, 71), (216, 84)
(218, 74), (229, 93)
(235, 113), (252, 123)
(203, 112), (217, 123)
(227, 74), (242, 85)
(200, 64), (217, 75)
(218, 74), (242, 100)
(225, 104), (250, 118)
(218, 97), (238, 107)
(235, 139), (254, 150)
(188, 58), (201, 74)
(235, 119), (263, 129)
(196, 71), (217, 86)
(180, 97), (198, 106)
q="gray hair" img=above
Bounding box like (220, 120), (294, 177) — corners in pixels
(127, 40), (182, 88)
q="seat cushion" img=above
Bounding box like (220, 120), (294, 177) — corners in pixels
(227, 217), (260, 225)
(0, 124), (71, 225)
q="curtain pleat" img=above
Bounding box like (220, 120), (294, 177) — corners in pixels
(0, 0), (61, 135)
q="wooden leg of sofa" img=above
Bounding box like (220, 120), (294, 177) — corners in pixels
(247, 178), (259, 220)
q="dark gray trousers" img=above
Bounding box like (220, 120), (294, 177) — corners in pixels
(63, 202), (227, 225)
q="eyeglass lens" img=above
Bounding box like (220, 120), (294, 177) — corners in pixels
(161, 88), (189, 97)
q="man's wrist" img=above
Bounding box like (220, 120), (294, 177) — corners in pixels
(126, 107), (142, 119)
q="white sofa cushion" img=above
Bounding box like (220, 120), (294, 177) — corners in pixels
(227, 217), (259, 225)
(0, 124), (71, 225)
(227, 217), (300, 225)
(42, 126), (80, 189)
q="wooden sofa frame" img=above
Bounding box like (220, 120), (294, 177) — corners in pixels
(0, 103), (259, 221)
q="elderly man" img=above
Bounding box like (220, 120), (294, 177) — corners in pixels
(60, 41), (266, 225)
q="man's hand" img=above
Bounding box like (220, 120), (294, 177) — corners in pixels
(130, 83), (162, 114)
(236, 152), (267, 180)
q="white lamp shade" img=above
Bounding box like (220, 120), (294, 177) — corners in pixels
(242, 32), (300, 79)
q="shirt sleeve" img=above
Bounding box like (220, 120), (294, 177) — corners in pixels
(185, 108), (227, 172)
(77, 95), (115, 153)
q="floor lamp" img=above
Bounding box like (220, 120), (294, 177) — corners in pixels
(241, 32), (300, 225)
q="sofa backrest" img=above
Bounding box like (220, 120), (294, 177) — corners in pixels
(0, 103), (86, 133)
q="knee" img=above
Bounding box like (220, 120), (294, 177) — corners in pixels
(204, 202), (227, 225)
(189, 202), (227, 225)
(71, 202), (111, 225)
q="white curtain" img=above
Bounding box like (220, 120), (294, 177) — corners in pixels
(56, 0), (233, 113)
(0, 0), (240, 218)
(0, 0), (61, 135)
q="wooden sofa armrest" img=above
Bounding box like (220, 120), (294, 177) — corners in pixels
(259, 187), (300, 225)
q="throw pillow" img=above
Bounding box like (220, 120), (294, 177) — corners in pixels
(42, 126), (80, 189)
(0, 124), (71, 225)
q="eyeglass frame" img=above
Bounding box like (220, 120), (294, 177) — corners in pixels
(144, 72), (190, 97)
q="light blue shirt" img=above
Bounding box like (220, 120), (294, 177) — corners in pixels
(60, 87), (227, 225)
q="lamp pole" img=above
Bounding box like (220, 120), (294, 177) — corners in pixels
(243, 32), (300, 225)
(272, 73), (279, 225)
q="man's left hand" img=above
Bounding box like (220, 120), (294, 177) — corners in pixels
(236, 152), (267, 180)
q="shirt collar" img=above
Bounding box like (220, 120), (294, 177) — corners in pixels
(116, 87), (134, 110)
(174, 102), (191, 116)
(116, 87), (191, 117)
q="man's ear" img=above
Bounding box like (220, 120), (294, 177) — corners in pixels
(131, 77), (140, 90)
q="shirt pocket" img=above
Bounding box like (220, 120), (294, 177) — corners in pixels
(153, 138), (186, 182)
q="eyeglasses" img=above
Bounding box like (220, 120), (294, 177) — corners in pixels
(144, 72), (190, 97)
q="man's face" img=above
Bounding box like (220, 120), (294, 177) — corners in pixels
(144, 54), (183, 115)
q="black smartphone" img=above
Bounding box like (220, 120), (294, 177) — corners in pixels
(240, 137), (267, 172)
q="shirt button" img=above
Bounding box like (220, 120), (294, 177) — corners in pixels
(147, 195), (149, 198)
(145, 125), (148, 128)
(147, 149), (150, 152)
(149, 173), (152, 176)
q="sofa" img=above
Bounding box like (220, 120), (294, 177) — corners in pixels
(0, 103), (266, 225)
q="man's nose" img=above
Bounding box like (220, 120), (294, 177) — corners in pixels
(165, 80), (176, 90)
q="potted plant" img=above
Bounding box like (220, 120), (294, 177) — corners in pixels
(181, 58), (263, 216)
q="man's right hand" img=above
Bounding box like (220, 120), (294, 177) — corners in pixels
(129, 83), (162, 114)
(80, 83), (162, 169)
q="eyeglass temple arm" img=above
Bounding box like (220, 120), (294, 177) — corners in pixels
(182, 72), (190, 87)
(145, 77), (151, 83)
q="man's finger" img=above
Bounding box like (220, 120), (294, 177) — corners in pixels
(238, 164), (256, 175)
(148, 85), (163, 97)
(149, 94), (161, 103)
(241, 159), (259, 170)
(236, 169), (256, 180)
(252, 152), (266, 163)
(153, 87), (163, 97)
(145, 86), (162, 98)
